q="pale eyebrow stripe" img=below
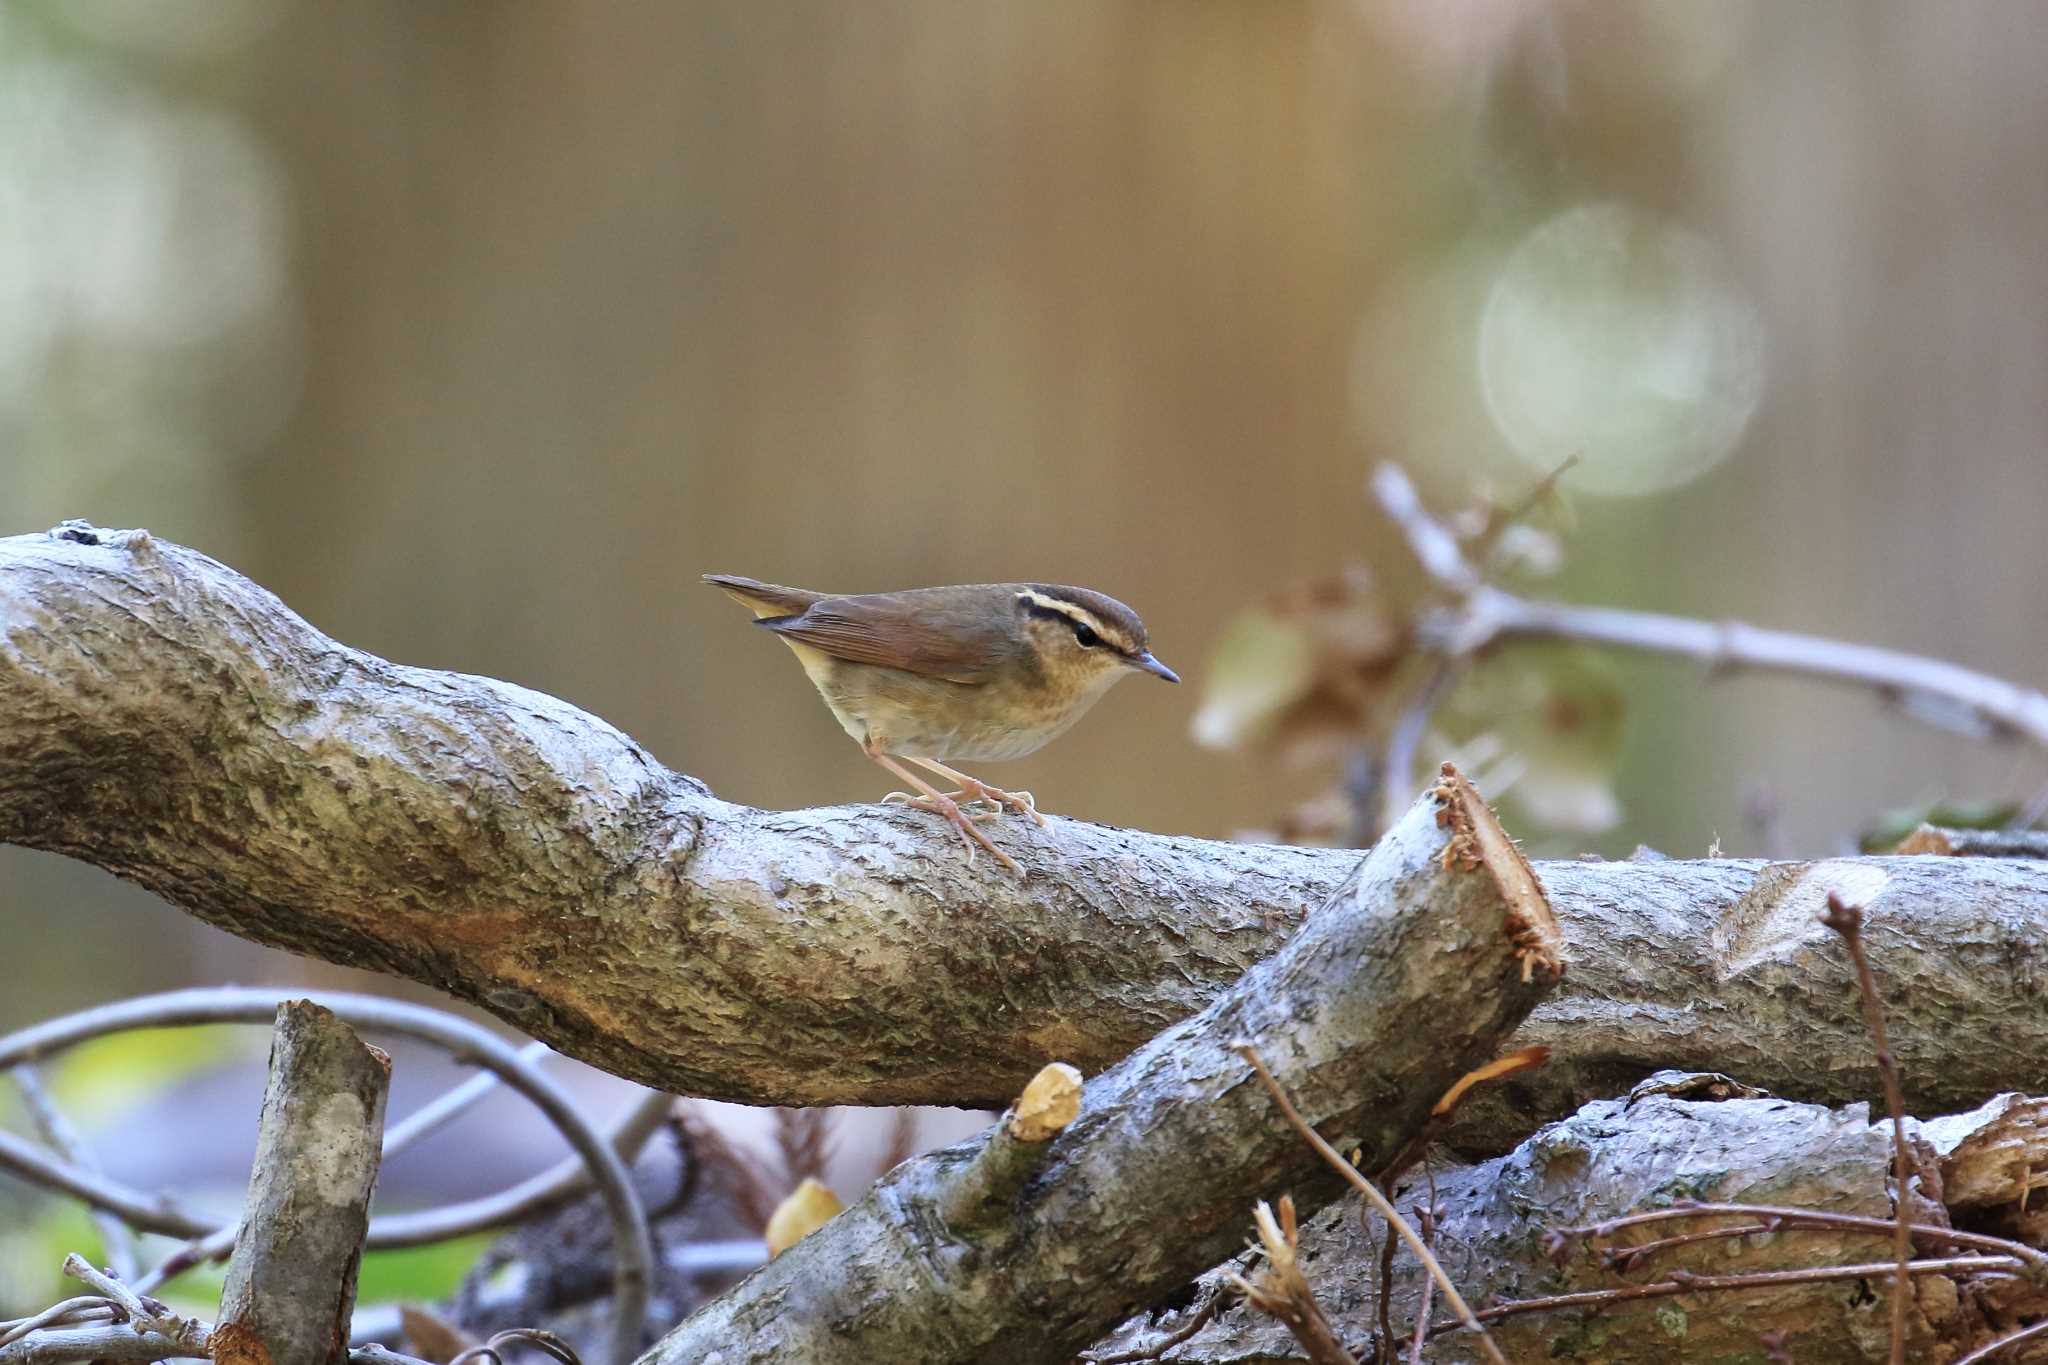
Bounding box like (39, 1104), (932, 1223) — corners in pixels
(1014, 591), (1131, 653)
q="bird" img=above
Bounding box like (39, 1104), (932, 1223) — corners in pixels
(703, 574), (1179, 872)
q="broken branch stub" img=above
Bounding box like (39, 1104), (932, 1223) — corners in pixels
(639, 769), (1562, 1365)
(215, 1001), (390, 1365)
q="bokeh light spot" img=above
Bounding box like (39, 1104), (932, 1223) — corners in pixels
(1479, 202), (1766, 496)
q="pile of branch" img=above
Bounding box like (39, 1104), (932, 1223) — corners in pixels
(1090, 1082), (2048, 1363)
(9, 518), (2048, 1362)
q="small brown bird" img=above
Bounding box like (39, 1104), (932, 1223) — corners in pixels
(704, 575), (1179, 871)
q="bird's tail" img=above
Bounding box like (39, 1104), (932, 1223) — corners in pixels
(701, 573), (826, 619)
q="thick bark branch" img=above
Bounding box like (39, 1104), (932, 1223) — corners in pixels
(6, 525), (2048, 1128)
(1090, 1082), (2048, 1364)
(639, 774), (1561, 1365)
(216, 1002), (390, 1365)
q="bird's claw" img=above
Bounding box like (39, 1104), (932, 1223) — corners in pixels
(958, 782), (1047, 828)
(886, 793), (1020, 872)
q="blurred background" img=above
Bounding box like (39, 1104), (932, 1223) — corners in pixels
(5, 0), (2048, 1315)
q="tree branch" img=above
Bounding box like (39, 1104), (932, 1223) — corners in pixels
(1088, 1081), (2048, 1364)
(637, 770), (1562, 1364)
(7, 524), (2048, 1135)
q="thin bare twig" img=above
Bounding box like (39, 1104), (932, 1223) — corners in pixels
(1442, 586), (2048, 750)
(0, 1298), (117, 1347)
(1405, 1207), (1436, 1365)
(1598, 1221), (1776, 1269)
(449, 1328), (583, 1365)
(1373, 461), (2048, 754)
(676, 1106), (781, 1232)
(0, 1321), (209, 1365)
(9, 1067), (136, 1281)
(774, 1108), (835, 1186)
(1821, 893), (1914, 1365)
(1232, 1044), (1507, 1365)
(1226, 1197), (1357, 1365)
(1083, 1285), (1231, 1365)
(1379, 662), (1460, 836)
(381, 1038), (554, 1161)
(880, 1107), (921, 1172)
(1435, 1254), (2019, 1335)
(1954, 1317), (2048, 1365)
(62, 1254), (208, 1355)
(1374, 1220), (1398, 1365)
(1555, 1202), (2048, 1271)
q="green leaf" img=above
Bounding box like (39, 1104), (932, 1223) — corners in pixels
(1859, 799), (2022, 853)
(1444, 645), (1629, 834)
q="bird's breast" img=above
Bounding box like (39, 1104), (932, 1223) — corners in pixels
(816, 659), (1119, 760)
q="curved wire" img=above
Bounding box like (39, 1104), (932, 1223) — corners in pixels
(0, 989), (656, 1365)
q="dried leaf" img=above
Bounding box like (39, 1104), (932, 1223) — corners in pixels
(765, 1177), (844, 1257)
(1442, 645), (1628, 834)
(399, 1305), (478, 1364)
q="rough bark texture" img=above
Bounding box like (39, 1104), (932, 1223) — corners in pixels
(216, 1001), (390, 1365)
(638, 773), (1562, 1365)
(6, 525), (2048, 1131)
(1090, 1081), (2048, 1364)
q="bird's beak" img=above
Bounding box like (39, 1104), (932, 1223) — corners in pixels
(1132, 651), (1180, 684)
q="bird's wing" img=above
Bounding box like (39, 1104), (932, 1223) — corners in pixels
(757, 594), (1005, 685)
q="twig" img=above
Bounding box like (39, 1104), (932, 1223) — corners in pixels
(61, 1254), (208, 1355)
(0, 989), (653, 1365)
(130, 1225), (236, 1298)
(0, 1299), (117, 1347)
(1379, 662), (1460, 836)
(675, 1106), (781, 1232)
(0, 1321), (210, 1364)
(1439, 586), (2048, 751)
(1435, 1254), (2020, 1334)
(1821, 892), (1914, 1365)
(1371, 466), (1479, 594)
(381, 1038), (554, 1161)
(450, 1328), (583, 1365)
(1374, 1220), (1397, 1365)
(1233, 1045), (1508, 1365)
(1083, 1285), (1231, 1364)
(1597, 1221), (1776, 1269)
(1954, 1317), (2048, 1365)
(10, 1067), (136, 1281)
(1405, 1207), (1436, 1365)
(1372, 461), (2048, 754)
(1555, 1202), (2048, 1271)
(880, 1106), (920, 1172)
(1225, 1197), (1357, 1365)
(773, 1107), (835, 1186)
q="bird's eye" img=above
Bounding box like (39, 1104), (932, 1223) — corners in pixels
(1071, 621), (1100, 649)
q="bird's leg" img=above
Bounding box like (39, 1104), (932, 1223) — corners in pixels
(910, 758), (1048, 828)
(866, 749), (1021, 873)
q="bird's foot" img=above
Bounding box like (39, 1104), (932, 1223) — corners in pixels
(883, 789), (999, 819)
(888, 793), (1021, 873)
(953, 779), (1047, 828)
